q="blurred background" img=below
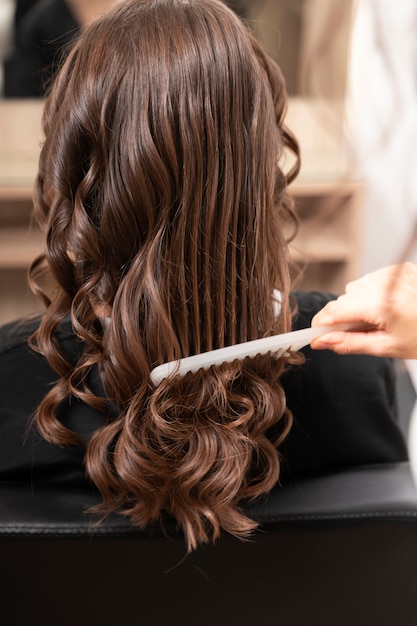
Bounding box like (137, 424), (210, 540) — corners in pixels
(0, 0), (416, 325)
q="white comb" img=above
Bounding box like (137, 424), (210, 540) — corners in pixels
(150, 323), (360, 385)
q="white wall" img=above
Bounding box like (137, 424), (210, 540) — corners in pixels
(348, 0), (417, 272)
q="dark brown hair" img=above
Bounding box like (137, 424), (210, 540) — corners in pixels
(29, 0), (301, 551)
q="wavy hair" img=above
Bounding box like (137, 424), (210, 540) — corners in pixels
(28, 0), (301, 551)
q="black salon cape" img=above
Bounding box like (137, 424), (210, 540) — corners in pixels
(0, 291), (408, 488)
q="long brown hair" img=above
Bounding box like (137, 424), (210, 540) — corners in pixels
(29, 0), (301, 551)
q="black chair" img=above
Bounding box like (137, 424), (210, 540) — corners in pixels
(1, 462), (417, 626)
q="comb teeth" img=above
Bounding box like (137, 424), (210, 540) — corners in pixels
(150, 325), (337, 386)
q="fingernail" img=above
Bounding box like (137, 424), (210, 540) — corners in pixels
(311, 341), (329, 350)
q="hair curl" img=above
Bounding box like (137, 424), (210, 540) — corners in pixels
(28, 0), (302, 551)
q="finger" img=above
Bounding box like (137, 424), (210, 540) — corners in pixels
(311, 294), (382, 327)
(310, 330), (397, 357)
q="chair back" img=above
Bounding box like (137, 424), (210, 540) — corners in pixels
(1, 463), (417, 626)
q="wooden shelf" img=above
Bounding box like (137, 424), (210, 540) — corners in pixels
(0, 228), (43, 268)
(289, 242), (353, 264)
(288, 180), (363, 292)
(286, 99), (363, 293)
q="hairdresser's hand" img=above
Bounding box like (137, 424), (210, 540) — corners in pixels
(310, 263), (417, 359)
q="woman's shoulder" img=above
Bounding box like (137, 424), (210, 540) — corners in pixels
(291, 290), (336, 330)
(282, 291), (408, 477)
(0, 316), (41, 356)
(0, 314), (75, 357)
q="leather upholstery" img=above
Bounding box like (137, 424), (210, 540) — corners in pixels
(1, 463), (417, 625)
